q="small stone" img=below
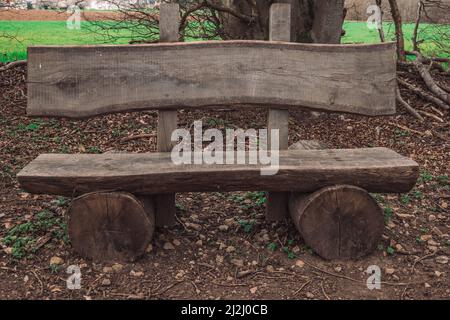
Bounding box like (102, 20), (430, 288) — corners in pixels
(435, 271), (443, 277)
(435, 256), (448, 264)
(428, 215), (436, 222)
(385, 267), (395, 275)
(266, 265), (275, 273)
(250, 287), (258, 294)
(146, 244), (153, 253)
(424, 282), (431, 288)
(102, 266), (113, 273)
(295, 260), (305, 268)
(50, 256), (64, 266)
(432, 227), (443, 236)
(306, 292), (314, 298)
(112, 263), (123, 272)
(216, 255), (224, 264)
(218, 225), (229, 232)
(195, 240), (203, 246)
(186, 222), (202, 231)
(226, 246), (236, 253)
(173, 239), (181, 246)
(101, 278), (111, 286)
(130, 270), (144, 277)
(224, 218), (235, 226)
(23, 275), (29, 283)
(427, 239), (439, 246)
(163, 242), (175, 250)
(231, 259), (244, 267)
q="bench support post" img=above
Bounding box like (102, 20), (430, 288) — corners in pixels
(154, 3), (180, 227)
(266, 3), (291, 222)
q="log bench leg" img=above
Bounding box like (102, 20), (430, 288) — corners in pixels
(289, 185), (384, 260)
(265, 108), (289, 221)
(68, 192), (155, 262)
(156, 110), (178, 227)
(286, 140), (384, 259)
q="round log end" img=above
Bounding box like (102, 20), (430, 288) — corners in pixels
(68, 192), (155, 262)
(289, 185), (384, 260)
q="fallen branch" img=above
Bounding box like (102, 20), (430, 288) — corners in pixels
(430, 106), (444, 117)
(396, 88), (424, 121)
(411, 51), (450, 104)
(398, 78), (449, 110)
(120, 133), (155, 143)
(0, 60), (27, 72)
(387, 122), (428, 136)
(417, 110), (444, 123)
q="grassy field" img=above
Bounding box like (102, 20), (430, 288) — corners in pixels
(1, 19), (449, 63)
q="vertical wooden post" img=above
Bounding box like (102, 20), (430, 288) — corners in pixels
(155, 2), (180, 227)
(266, 3), (291, 222)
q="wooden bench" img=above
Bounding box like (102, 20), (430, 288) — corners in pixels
(17, 3), (418, 262)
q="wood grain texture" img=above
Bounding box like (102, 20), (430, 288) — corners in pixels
(155, 2), (179, 227)
(159, 3), (179, 42)
(289, 140), (329, 150)
(289, 185), (384, 260)
(17, 148), (419, 196)
(266, 3), (292, 222)
(27, 41), (397, 118)
(68, 192), (154, 262)
(269, 3), (291, 42)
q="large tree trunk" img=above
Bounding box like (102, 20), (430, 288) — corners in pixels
(219, 0), (345, 43)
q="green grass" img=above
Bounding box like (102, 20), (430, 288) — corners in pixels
(342, 21), (449, 59)
(0, 20), (136, 62)
(1, 19), (449, 63)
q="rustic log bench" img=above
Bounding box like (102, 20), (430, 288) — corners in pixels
(17, 3), (419, 262)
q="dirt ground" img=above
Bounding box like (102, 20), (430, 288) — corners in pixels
(0, 9), (122, 21)
(0, 64), (449, 300)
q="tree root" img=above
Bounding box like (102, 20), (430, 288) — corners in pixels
(411, 51), (450, 104)
(396, 88), (424, 122)
(398, 78), (449, 110)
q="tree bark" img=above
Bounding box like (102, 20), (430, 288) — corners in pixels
(388, 0), (406, 61)
(218, 0), (345, 43)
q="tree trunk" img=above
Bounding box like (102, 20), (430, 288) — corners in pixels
(388, 0), (406, 61)
(219, 0), (345, 43)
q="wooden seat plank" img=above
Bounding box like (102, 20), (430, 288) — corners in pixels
(17, 148), (419, 196)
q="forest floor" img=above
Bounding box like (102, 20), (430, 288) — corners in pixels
(0, 65), (449, 300)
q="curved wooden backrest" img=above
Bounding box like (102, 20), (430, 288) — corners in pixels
(27, 40), (396, 118)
